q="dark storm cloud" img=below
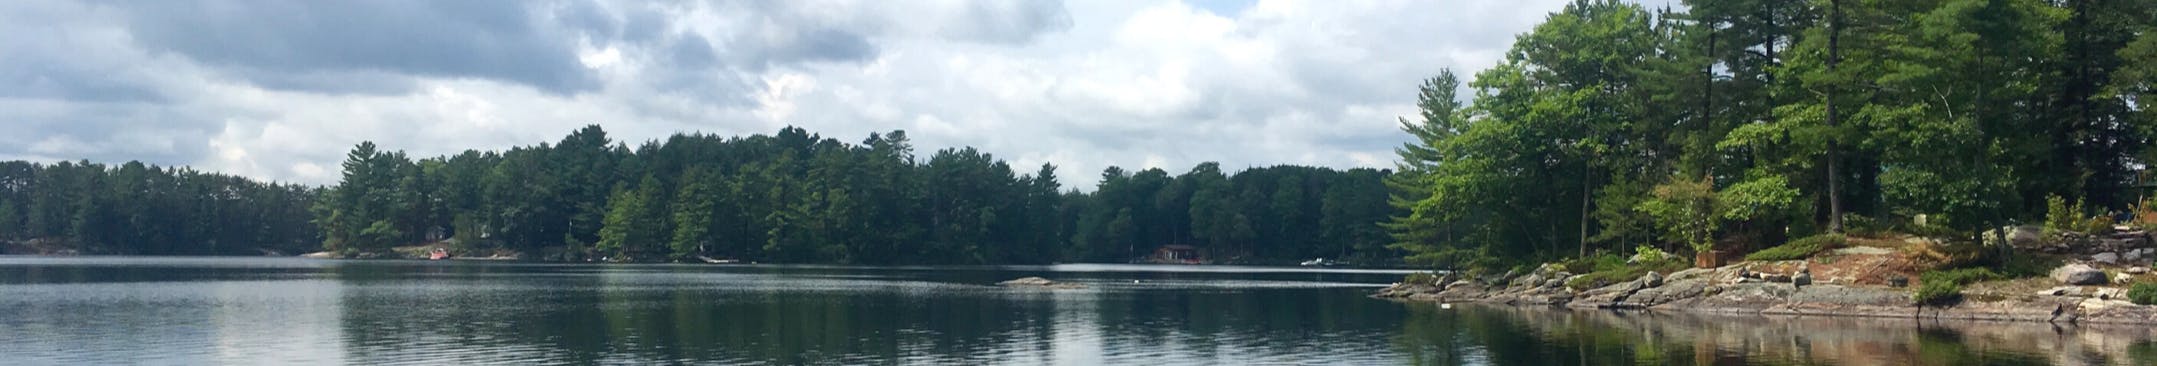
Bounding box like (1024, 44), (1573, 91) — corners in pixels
(936, 1), (1076, 44)
(730, 27), (880, 68)
(4, 105), (218, 167)
(668, 34), (720, 69)
(0, 62), (166, 103)
(107, 0), (597, 95)
(0, 2), (163, 103)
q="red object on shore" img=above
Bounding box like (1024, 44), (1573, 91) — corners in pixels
(429, 248), (450, 260)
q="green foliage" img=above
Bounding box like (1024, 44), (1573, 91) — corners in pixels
(1639, 175), (1721, 254)
(595, 176), (668, 261)
(295, 125), (1400, 264)
(1745, 234), (1845, 261)
(2129, 283), (2157, 306)
(1385, 0), (2157, 271)
(2044, 195), (2110, 234)
(0, 200), (20, 239)
(1560, 253), (1628, 275)
(1921, 268), (2005, 287)
(1385, 0), (1668, 271)
(1561, 252), (1686, 289)
(1632, 245), (1669, 263)
(1404, 272), (1440, 286)
(1912, 280), (1964, 306)
(1989, 253), (2062, 279)
(0, 160), (319, 255)
(1565, 258), (1687, 289)
(1841, 214), (1886, 237)
(1719, 176), (1800, 222)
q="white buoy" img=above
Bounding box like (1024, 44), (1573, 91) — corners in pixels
(1440, 303), (1453, 309)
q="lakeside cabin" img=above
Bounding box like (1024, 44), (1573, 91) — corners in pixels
(1146, 245), (1205, 265)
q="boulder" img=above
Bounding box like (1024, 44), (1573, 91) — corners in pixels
(1511, 273), (1546, 288)
(1793, 272), (1813, 287)
(1664, 267), (1714, 282)
(1640, 271), (1665, 288)
(2102, 239), (2137, 251)
(2052, 263), (2109, 286)
(2128, 266), (2150, 275)
(2093, 252), (2120, 265)
(2128, 250), (2145, 262)
(1503, 286), (1575, 305)
(2007, 225), (2044, 247)
(1540, 274), (1571, 289)
(1622, 278), (1712, 308)
(2095, 287), (2128, 301)
(2118, 273), (2136, 284)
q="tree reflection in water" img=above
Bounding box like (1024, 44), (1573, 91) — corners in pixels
(1392, 303), (2157, 366)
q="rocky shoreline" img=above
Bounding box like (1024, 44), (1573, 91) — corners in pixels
(1374, 261), (2157, 325)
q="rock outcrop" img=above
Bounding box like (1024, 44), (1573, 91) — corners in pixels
(1376, 260), (2157, 325)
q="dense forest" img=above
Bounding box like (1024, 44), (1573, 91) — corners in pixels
(314, 125), (1397, 264)
(0, 161), (320, 255)
(1385, 0), (2157, 271)
(0, 125), (1398, 264)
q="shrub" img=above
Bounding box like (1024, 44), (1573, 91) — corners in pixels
(1561, 253), (1627, 275)
(1991, 253), (2062, 279)
(1912, 280), (1963, 306)
(1920, 268), (2005, 287)
(1633, 245), (1669, 263)
(1843, 214), (1886, 237)
(1638, 174), (1721, 254)
(2045, 195), (2111, 234)
(1565, 258), (1688, 289)
(2130, 283), (2157, 306)
(1902, 221), (1966, 240)
(1404, 272), (1439, 286)
(2135, 197), (2157, 229)
(1745, 234), (1845, 261)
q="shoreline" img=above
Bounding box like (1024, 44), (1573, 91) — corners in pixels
(1374, 262), (2157, 325)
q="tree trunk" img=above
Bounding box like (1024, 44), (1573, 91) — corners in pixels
(1825, 0), (1845, 234)
(1580, 162), (1591, 258)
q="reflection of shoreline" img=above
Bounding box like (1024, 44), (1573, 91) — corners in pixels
(1440, 304), (2157, 365)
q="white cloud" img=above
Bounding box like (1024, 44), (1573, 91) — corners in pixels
(0, 0), (1587, 188)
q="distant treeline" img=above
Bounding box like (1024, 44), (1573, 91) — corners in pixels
(0, 126), (1398, 263)
(0, 161), (320, 255)
(319, 125), (1397, 264)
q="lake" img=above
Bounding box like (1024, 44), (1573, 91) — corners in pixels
(1, 257), (2152, 365)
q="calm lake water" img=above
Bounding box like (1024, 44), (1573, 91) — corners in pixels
(2, 257), (2154, 365)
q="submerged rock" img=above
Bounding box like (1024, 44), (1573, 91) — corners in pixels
(2039, 286), (2085, 297)
(999, 277), (1086, 289)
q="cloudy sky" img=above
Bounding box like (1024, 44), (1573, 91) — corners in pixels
(1, 0), (1677, 187)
